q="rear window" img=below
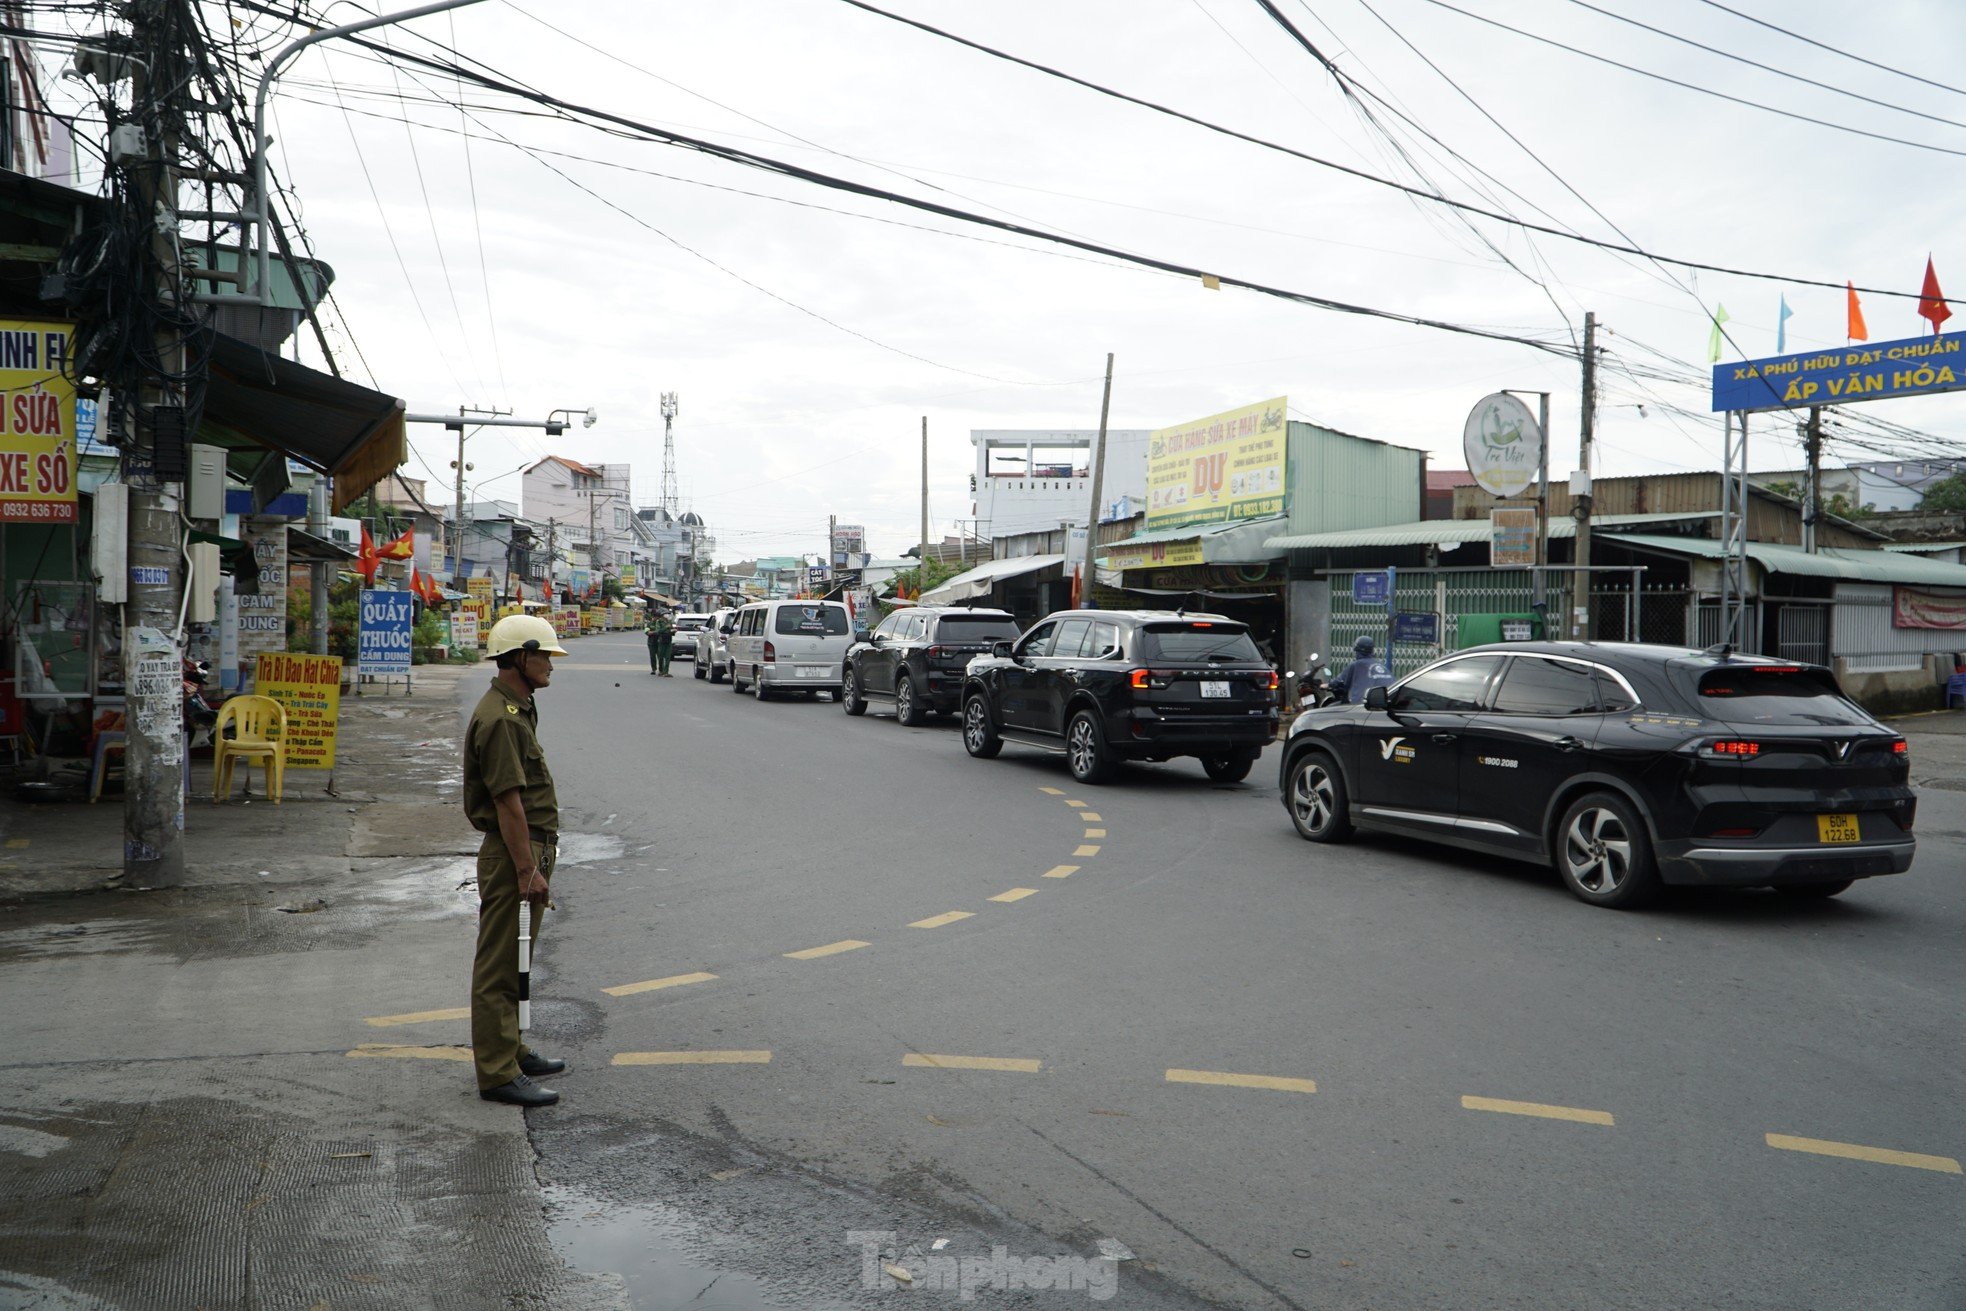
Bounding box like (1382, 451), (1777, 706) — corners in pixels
(675, 617), (710, 631)
(1694, 666), (1870, 726)
(1137, 623), (1261, 662)
(774, 605), (849, 636)
(936, 616), (1021, 642)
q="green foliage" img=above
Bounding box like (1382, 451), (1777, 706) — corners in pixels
(1761, 480), (1876, 520)
(889, 557), (963, 600)
(1922, 472), (1966, 513)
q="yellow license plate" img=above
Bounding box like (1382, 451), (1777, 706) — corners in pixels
(1816, 813), (1860, 844)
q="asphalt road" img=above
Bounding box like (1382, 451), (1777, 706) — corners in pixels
(511, 634), (1965, 1310)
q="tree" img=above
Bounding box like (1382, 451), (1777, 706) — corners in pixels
(890, 558), (962, 600)
(1923, 472), (1966, 513)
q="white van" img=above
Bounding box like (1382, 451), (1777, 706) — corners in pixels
(726, 600), (853, 700)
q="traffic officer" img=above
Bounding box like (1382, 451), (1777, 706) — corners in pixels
(648, 606), (676, 677)
(464, 613), (570, 1107)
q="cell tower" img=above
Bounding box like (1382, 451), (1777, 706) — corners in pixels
(660, 391), (680, 517)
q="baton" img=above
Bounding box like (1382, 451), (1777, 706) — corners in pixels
(517, 899), (533, 1032)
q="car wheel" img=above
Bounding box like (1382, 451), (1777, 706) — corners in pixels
(693, 660), (707, 680)
(895, 674), (926, 726)
(754, 675), (771, 702)
(842, 668), (867, 716)
(962, 693), (1002, 759)
(710, 660), (726, 684)
(1201, 750), (1256, 783)
(1554, 792), (1660, 908)
(1287, 751), (1353, 842)
(1773, 880), (1854, 899)
(730, 664), (746, 694)
(1066, 710), (1114, 784)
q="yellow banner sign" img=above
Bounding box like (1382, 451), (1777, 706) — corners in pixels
(466, 576), (493, 605)
(0, 321), (78, 523)
(1146, 397), (1287, 529)
(1104, 537), (1205, 570)
(254, 653), (343, 769)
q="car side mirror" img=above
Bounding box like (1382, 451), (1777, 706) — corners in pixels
(1363, 686), (1390, 712)
(992, 641), (1014, 658)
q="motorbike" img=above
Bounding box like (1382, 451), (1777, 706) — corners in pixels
(1289, 655), (1339, 711)
(182, 657), (220, 746)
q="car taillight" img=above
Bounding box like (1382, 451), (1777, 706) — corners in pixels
(1699, 739), (1760, 758)
(1130, 668), (1150, 690)
(1893, 739), (1909, 757)
(927, 645), (944, 658)
(763, 641), (776, 663)
(1253, 671), (1278, 691)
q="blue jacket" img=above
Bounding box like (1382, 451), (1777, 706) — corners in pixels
(1328, 655), (1393, 703)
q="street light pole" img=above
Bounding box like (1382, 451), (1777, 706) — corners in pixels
(405, 406), (598, 589)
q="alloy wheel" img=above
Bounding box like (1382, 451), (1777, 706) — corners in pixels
(1068, 718), (1098, 776)
(964, 700), (988, 751)
(1563, 806), (1633, 894)
(1292, 764), (1335, 834)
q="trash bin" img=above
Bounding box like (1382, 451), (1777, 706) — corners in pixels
(1455, 612), (1545, 649)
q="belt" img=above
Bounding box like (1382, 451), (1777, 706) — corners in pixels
(528, 827), (558, 848)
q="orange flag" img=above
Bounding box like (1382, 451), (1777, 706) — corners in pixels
(1918, 257), (1951, 334)
(1846, 281), (1869, 342)
(377, 527), (415, 561)
(358, 524), (380, 585)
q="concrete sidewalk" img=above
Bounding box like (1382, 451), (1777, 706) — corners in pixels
(0, 661), (628, 1309)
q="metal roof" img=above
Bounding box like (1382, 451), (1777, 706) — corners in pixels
(1610, 533), (1966, 584)
(1882, 541), (1966, 554)
(1264, 511), (1718, 551)
(918, 553), (1065, 604)
(1101, 514), (1285, 563)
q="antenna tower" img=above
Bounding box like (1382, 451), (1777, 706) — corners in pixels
(660, 392), (680, 516)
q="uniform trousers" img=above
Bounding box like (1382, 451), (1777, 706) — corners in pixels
(471, 831), (556, 1090)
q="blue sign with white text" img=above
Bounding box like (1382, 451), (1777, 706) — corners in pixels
(1393, 611), (1439, 644)
(1352, 571), (1391, 606)
(357, 589), (415, 676)
(1712, 329), (1966, 413)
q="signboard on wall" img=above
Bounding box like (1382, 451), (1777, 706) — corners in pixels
(1145, 397), (1287, 529)
(1104, 537), (1204, 570)
(236, 517), (289, 675)
(0, 321), (78, 523)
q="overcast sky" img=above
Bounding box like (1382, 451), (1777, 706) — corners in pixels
(50, 0), (1966, 559)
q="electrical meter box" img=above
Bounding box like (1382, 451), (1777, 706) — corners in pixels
(93, 482), (129, 603)
(187, 543), (221, 623)
(1455, 612), (1545, 648)
(188, 444), (227, 520)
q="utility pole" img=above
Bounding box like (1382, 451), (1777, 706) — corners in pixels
(660, 392), (680, 517)
(920, 416), (929, 587)
(1569, 311), (1598, 641)
(1081, 352), (1115, 607)
(827, 513), (836, 596)
(1802, 406), (1824, 554)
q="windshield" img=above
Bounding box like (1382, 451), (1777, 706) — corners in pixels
(937, 616), (1020, 642)
(1692, 666), (1871, 726)
(1137, 623), (1262, 663)
(774, 605), (850, 636)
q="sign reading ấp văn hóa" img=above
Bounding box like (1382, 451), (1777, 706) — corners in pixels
(0, 321), (78, 524)
(1712, 331), (1966, 413)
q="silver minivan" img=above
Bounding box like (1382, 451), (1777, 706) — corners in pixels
(726, 600), (853, 700)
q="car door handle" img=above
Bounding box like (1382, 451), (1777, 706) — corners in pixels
(1431, 732), (1458, 744)
(1555, 736), (1585, 752)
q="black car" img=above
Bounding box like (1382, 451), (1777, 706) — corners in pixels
(842, 606), (1021, 724)
(961, 610), (1280, 784)
(1278, 641), (1917, 908)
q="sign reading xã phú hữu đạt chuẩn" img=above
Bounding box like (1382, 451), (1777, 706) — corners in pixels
(1712, 330), (1966, 412)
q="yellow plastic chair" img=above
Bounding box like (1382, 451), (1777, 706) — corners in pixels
(212, 695), (288, 805)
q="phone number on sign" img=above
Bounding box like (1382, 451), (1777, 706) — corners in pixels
(1, 500), (77, 522)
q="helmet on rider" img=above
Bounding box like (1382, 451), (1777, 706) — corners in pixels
(1352, 635), (1375, 656)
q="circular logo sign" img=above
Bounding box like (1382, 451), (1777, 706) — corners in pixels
(1462, 393), (1543, 499)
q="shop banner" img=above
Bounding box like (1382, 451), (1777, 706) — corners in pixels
(236, 517), (289, 673)
(451, 609), (480, 652)
(466, 576), (494, 606)
(1104, 537), (1205, 570)
(1489, 504), (1538, 566)
(0, 321), (78, 523)
(255, 653), (343, 768)
(582, 607), (605, 632)
(552, 606), (580, 638)
(1892, 586), (1966, 630)
(1146, 397), (1287, 529)
(357, 589), (414, 675)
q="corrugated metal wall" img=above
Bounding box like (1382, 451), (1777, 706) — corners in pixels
(1285, 422), (1425, 536)
(1832, 581), (1964, 671)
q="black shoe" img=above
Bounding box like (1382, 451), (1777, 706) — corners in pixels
(479, 1074), (559, 1107)
(519, 1052), (567, 1077)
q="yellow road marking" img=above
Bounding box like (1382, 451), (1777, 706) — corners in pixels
(1461, 1095), (1614, 1126)
(1165, 1068), (1317, 1094)
(910, 911), (974, 929)
(1042, 865), (1079, 879)
(1765, 1133), (1961, 1174)
(902, 1053), (1042, 1073)
(1078, 812), (1102, 822)
(1073, 844), (1101, 857)
(784, 940), (870, 960)
(601, 970), (718, 997)
(614, 1050), (772, 1066)
(1083, 828), (1106, 839)
(346, 1043), (470, 1062)
(1039, 787), (1065, 796)
(1065, 800), (1087, 808)
(4, 839), (27, 849)
(989, 888), (1038, 903)
(364, 1007), (469, 1028)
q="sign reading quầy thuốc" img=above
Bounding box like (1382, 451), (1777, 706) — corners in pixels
(357, 589), (414, 675)
(1712, 330), (1966, 413)
(255, 653), (342, 768)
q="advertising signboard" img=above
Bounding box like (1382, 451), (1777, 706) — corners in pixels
(0, 321), (78, 523)
(1462, 394), (1543, 499)
(236, 517), (290, 673)
(466, 576), (493, 607)
(831, 523), (865, 566)
(254, 653), (343, 768)
(357, 589), (414, 675)
(1713, 330), (1966, 413)
(1489, 504), (1539, 566)
(451, 608), (480, 652)
(1146, 397), (1287, 529)
(1104, 537), (1204, 571)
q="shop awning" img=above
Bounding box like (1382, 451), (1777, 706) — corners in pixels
(1606, 534), (1966, 585)
(286, 526), (357, 563)
(201, 334), (407, 516)
(1101, 515), (1285, 567)
(1264, 511), (1718, 551)
(919, 553), (1065, 604)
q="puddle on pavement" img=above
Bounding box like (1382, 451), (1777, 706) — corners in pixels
(547, 1189), (785, 1310)
(556, 832), (628, 866)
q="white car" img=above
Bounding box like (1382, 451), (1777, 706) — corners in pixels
(672, 612), (714, 661)
(726, 600), (853, 700)
(695, 609), (740, 682)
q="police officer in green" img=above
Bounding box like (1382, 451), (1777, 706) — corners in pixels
(464, 613), (570, 1107)
(647, 606), (676, 677)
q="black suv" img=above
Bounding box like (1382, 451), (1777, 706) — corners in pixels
(1278, 641), (1917, 908)
(961, 610), (1280, 784)
(842, 606), (1021, 724)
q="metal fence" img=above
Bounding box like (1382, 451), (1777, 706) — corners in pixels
(1832, 582), (1965, 672)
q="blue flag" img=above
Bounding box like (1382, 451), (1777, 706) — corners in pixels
(1777, 295), (1794, 354)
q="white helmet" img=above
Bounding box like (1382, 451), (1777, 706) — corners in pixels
(487, 613), (568, 658)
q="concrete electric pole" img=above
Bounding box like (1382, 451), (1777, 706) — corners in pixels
(1081, 353), (1115, 607)
(1569, 311), (1598, 642)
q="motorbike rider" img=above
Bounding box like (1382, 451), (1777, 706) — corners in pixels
(1325, 635), (1394, 704)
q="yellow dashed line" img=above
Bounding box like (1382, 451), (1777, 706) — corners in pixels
(1039, 787), (1065, 796)
(1065, 799), (1087, 808)
(902, 1053), (1042, 1073)
(784, 940), (870, 960)
(346, 1044), (470, 1062)
(1461, 1095), (1614, 1126)
(989, 888), (1038, 903)
(1073, 844), (1101, 857)
(1766, 1133), (1961, 1174)
(1042, 865), (1079, 879)
(363, 1007), (469, 1028)
(1078, 812), (1102, 822)
(614, 1050), (772, 1066)
(910, 911), (974, 929)
(601, 970), (718, 998)
(4, 838), (27, 849)
(1083, 828), (1106, 839)
(1166, 1068), (1317, 1095)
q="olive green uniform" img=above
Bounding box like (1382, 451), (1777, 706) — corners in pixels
(463, 678), (559, 1091)
(649, 613), (675, 676)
